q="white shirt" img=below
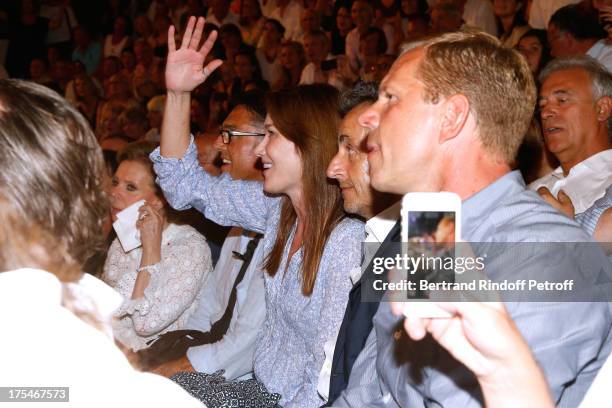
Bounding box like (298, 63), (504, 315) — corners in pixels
(462, 0), (497, 36)
(39, 4), (77, 45)
(103, 223), (212, 351)
(263, 0), (304, 41)
(256, 47), (284, 85)
(0, 269), (202, 408)
(581, 352), (612, 407)
(587, 40), (612, 72)
(103, 34), (129, 58)
(529, 149), (612, 214)
(205, 9), (240, 28)
(317, 202), (401, 401)
(299, 61), (344, 89)
(528, 0), (581, 29)
(186, 227), (267, 380)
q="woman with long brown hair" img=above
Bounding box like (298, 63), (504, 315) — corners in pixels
(151, 17), (363, 406)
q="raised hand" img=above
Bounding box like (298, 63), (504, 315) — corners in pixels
(165, 16), (223, 93)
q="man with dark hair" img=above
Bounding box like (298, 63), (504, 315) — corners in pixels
(548, 4), (612, 71)
(149, 92), (268, 381)
(323, 81), (400, 404)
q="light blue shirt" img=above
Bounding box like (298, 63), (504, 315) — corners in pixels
(577, 185), (612, 235)
(186, 227), (266, 380)
(333, 171), (612, 408)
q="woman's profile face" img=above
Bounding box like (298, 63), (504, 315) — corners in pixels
(256, 115), (303, 196)
(109, 160), (159, 221)
(516, 36), (543, 73)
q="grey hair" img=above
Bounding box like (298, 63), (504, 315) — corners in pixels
(539, 56), (612, 100)
(540, 56), (612, 136)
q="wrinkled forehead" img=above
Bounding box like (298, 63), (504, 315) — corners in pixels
(339, 103), (372, 144)
(540, 68), (593, 97)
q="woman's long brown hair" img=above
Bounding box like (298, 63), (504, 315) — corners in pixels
(264, 84), (345, 296)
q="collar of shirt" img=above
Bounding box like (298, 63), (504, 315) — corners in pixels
(462, 170), (526, 240)
(531, 149), (612, 213)
(365, 201), (402, 243)
(588, 39), (610, 58)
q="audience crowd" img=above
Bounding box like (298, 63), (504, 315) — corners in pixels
(1, 0), (612, 407)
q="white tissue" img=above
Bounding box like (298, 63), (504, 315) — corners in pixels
(112, 199), (146, 252)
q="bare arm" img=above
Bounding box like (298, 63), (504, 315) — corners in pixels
(160, 16), (223, 159)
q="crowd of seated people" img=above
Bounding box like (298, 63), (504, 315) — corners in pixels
(0, 0), (612, 407)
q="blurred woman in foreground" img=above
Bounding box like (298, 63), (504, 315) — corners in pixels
(0, 78), (202, 406)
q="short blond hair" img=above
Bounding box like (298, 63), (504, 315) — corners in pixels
(411, 30), (536, 163)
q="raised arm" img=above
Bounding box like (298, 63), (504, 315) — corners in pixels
(154, 16), (275, 232)
(161, 16), (223, 159)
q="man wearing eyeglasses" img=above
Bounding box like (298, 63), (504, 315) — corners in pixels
(151, 91), (267, 381)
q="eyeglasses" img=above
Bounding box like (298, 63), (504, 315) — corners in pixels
(219, 128), (266, 144)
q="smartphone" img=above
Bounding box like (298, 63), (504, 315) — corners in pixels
(321, 59), (338, 71)
(400, 192), (462, 318)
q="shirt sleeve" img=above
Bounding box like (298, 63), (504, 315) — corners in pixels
(187, 260), (266, 380)
(150, 136), (277, 234)
(283, 220), (362, 408)
(117, 231), (212, 337)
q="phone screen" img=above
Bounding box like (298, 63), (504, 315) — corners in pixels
(406, 211), (457, 298)
(407, 211), (456, 243)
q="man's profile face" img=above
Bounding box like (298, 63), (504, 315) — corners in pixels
(327, 103), (375, 218)
(539, 68), (602, 166)
(216, 106), (264, 181)
(359, 48), (443, 194)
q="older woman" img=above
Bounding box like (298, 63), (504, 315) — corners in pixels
(103, 142), (212, 351)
